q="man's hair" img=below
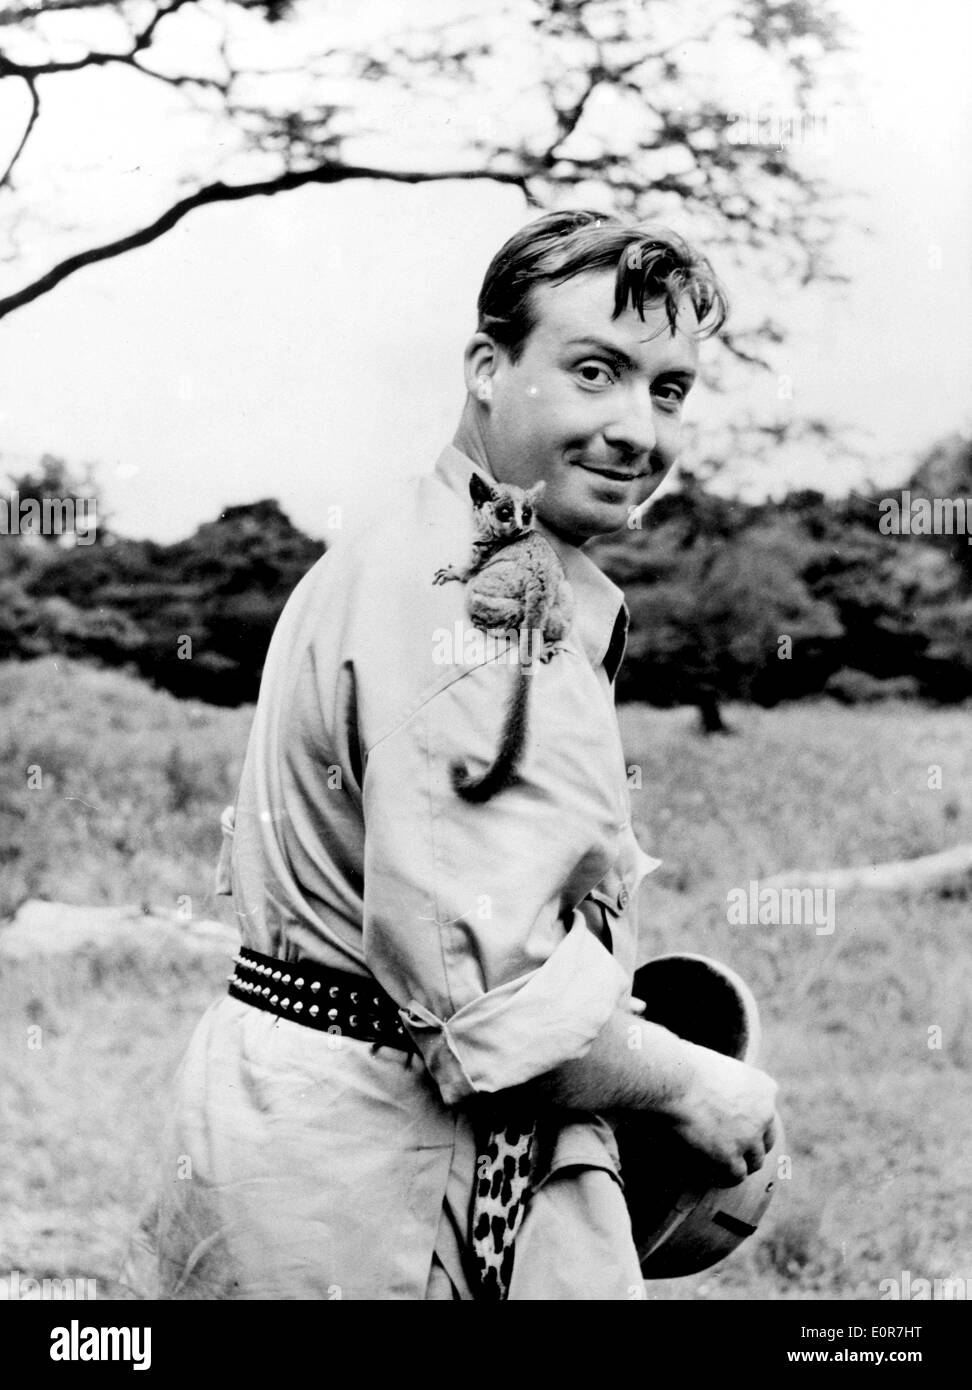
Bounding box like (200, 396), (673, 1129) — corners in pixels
(477, 209), (729, 361)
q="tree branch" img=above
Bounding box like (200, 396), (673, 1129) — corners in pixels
(0, 0), (193, 75)
(0, 0), (119, 25)
(0, 71), (38, 187)
(0, 0), (848, 334)
(0, 161), (530, 321)
(719, 329), (772, 371)
(129, 55), (232, 93)
(541, 63), (601, 167)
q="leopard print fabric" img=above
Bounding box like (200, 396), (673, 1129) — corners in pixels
(470, 1107), (537, 1300)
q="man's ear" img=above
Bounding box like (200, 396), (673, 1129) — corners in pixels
(526, 481), (546, 503)
(469, 472), (494, 507)
(463, 332), (498, 401)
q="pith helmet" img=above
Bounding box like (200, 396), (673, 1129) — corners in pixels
(616, 952), (784, 1278)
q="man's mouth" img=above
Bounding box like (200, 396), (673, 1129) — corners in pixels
(576, 462), (648, 482)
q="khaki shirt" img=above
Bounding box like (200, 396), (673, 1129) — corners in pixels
(197, 443), (661, 1298)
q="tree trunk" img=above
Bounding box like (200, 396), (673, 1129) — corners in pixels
(696, 690), (730, 735)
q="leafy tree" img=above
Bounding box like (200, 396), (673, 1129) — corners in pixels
(789, 496), (944, 693)
(0, 577), (46, 658)
(3, 452), (104, 543)
(895, 432), (972, 700)
(907, 431), (972, 590)
(0, 0), (846, 367)
(598, 486), (843, 729)
(20, 495), (325, 702)
(5, 453), (970, 710)
(594, 461), (972, 724)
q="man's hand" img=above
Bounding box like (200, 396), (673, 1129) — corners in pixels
(538, 1009), (778, 1187)
(654, 1042), (778, 1187)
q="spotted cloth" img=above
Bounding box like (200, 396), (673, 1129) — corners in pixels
(470, 1102), (537, 1300)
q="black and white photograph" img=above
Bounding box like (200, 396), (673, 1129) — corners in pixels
(0, 0), (969, 1335)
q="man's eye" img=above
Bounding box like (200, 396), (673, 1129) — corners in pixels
(653, 381), (686, 405)
(576, 361), (617, 386)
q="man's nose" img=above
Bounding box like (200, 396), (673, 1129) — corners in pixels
(602, 383), (656, 459)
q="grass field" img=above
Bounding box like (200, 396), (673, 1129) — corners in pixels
(1, 656), (970, 1300)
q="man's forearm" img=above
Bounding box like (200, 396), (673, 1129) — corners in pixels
(534, 1006), (779, 1185)
(536, 1008), (693, 1112)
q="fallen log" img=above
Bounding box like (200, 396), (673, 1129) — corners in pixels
(0, 899), (238, 961)
(760, 842), (972, 894)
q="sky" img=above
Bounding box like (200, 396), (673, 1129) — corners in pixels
(0, 0), (969, 543)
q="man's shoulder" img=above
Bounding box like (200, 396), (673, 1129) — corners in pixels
(297, 458), (480, 748)
(318, 465), (470, 586)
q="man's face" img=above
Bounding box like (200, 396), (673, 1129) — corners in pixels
(480, 270), (700, 542)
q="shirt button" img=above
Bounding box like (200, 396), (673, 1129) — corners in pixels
(617, 885), (630, 911)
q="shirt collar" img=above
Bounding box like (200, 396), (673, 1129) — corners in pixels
(433, 443), (629, 681)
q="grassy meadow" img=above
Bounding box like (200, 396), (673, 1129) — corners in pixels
(1, 656), (970, 1300)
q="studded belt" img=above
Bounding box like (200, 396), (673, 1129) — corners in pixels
(227, 945), (415, 1053)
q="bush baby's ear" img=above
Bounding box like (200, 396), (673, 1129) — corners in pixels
(469, 472), (494, 507)
(526, 481), (546, 503)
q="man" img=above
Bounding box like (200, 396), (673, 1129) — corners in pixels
(140, 209), (777, 1300)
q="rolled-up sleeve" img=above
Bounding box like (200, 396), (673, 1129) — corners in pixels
(361, 654), (631, 1105)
